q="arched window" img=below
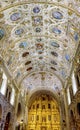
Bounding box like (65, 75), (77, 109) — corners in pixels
(72, 72), (77, 95)
(0, 73), (7, 95)
(67, 87), (71, 105)
(77, 103), (80, 115)
(10, 88), (15, 106)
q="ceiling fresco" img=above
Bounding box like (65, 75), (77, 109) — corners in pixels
(0, 0), (80, 94)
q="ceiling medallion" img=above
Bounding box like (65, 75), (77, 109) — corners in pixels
(51, 41), (60, 48)
(22, 52), (29, 57)
(27, 67), (32, 71)
(51, 51), (58, 57)
(15, 28), (24, 35)
(52, 11), (63, 20)
(74, 33), (79, 41)
(33, 7), (40, 13)
(51, 60), (57, 65)
(36, 43), (43, 50)
(19, 42), (27, 48)
(51, 67), (56, 71)
(52, 27), (61, 34)
(25, 61), (31, 65)
(10, 12), (21, 21)
(35, 27), (41, 32)
(0, 29), (5, 40)
(32, 16), (42, 26)
(65, 54), (70, 61)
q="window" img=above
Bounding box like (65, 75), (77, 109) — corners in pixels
(67, 87), (71, 105)
(72, 72), (77, 95)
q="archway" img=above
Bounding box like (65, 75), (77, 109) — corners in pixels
(16, 103), (22, 130)
(4, 112), (11, 130)
(17, 103), (22, 122)
(0, 104), (2, 121)
(27, 93), (61, 130)
(77, 103), (80, 115)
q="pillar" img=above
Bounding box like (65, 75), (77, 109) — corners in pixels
(63, 88), (70, 130)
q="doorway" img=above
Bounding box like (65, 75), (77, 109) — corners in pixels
(4, 112), (11, 130)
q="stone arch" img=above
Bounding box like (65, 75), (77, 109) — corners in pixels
(28, 88), (61, 107)
(4, 112), (11, 130)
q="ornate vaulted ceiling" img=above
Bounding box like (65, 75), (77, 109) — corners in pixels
(0, 0), (80, 95)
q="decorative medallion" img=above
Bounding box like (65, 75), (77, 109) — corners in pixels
(27, 67), (32, 71)
(52, 11), (63, 19)
(15, 28), (24, 35)
(74, 33), (79, 41)
(32, 16), (42, 25)
(33, 7), (40, 13)
(35, 27), (41, 32)
(65, 54), (70, 61)
(0, 29), (4, 40)
(38, 50), (43, 54)
(36, 43), (43, 50)
(51, 51), (58, 57)
(52, 27), (61, 34)
(51, 41), (60, 48)
(10, 12), (21, 21)
(51, 67), (56, 71)
(51, 60), (57, 65)
(60, 70), (66, 78)
(22, 52), (29, 57)
(25, 61), (31, 65)
(19, 42), (27, 48)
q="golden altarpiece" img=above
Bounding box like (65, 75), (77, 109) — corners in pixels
(28, 94), (61, 130)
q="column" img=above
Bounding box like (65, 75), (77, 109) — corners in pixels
(63, 88), (70, 130)
(0, 73), (7, 96)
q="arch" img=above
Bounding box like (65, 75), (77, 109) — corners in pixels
(17, 103), (22, 122)
(0, 104), (2, 120)
(28, 89), (61, 108)
(4, 112), (11, 130)
(77, 103), (80, 115)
